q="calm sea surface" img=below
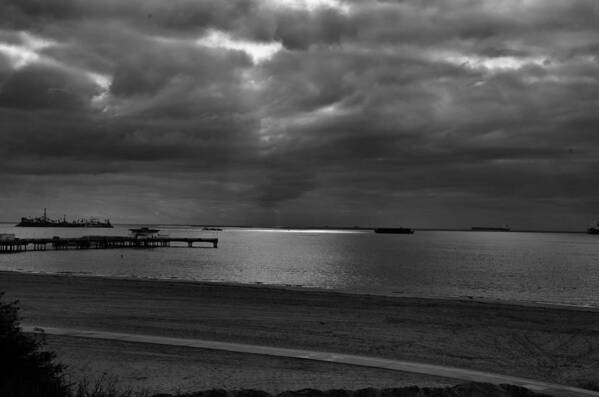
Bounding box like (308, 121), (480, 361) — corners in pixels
(1, 224), (599, 307)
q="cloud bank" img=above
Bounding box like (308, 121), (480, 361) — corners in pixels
(1, 0), (598, 229)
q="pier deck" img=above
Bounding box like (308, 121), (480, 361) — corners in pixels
(0, 236), (218, 254)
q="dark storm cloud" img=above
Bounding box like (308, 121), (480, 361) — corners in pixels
(0, 0), (355, 47)
(0, 63), (100, 109)
(1, 0), (598, 228)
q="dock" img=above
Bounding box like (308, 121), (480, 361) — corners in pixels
(0, 235), (218, 254)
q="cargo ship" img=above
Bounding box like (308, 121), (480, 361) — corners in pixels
(16, 209), (113, 228)
(471, 226), (511, 232)
(374, 227), (414, 234)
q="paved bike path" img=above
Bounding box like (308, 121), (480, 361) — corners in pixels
(23, 325), (599, 397)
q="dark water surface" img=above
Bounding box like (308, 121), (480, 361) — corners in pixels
(1, 224), (598, 307)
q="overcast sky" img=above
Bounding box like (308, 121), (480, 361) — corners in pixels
(0, 0), (598, 229)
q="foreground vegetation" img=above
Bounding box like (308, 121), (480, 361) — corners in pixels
(0, 293), (69, 397)
(0, 294), (147, 397)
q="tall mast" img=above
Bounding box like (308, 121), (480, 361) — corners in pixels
(44, 208), (47, 221)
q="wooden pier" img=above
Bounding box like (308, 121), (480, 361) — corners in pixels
(0, 235), (218, 254)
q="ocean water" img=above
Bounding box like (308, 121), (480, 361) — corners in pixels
(1, 224), (599, 307)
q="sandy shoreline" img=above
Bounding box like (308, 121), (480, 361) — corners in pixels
(12, 269), (599, 313)
(1, 270), (598, 392)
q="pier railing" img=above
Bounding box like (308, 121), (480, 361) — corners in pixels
(0, 235), (218, 254)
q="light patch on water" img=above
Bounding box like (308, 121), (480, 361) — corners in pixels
(239, 228), (367, 234)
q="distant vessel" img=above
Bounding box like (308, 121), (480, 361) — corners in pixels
(374, 227), (414, 234)
(202, 227), (223, 231)
(129, 227), (160, 238)
(587, 222), (599, 235)
(16, 209), (113, 228)
(471, 226), (510, 232)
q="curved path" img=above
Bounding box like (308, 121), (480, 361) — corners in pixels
(24, 325), (599, 397)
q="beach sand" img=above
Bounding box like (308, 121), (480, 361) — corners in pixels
(43, 334), (454, 393)
(1, 271), (598, 393)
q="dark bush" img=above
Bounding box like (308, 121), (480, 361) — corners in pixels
(0, 292), (69, 397)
